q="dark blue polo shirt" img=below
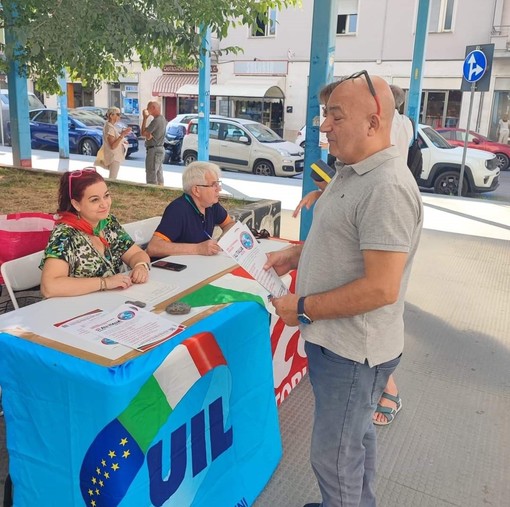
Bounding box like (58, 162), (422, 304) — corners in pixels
(154, 194), (231, 244)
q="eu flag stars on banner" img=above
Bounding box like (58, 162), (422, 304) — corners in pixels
(81, 420), (145, 506)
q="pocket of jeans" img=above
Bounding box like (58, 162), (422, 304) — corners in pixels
(320, 346), (355, 365)
(371, 354), (401, 405)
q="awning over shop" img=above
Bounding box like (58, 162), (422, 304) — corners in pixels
(176, 79), (284, 99)
(152, 73), (216, 97)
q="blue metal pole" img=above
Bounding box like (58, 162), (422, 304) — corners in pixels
(198, 25), (211, 161)
(407, 0), (431, 134)
(300, 0), (337, 240)
(57, 71), (70, 158)
(5, 2), (32, 168)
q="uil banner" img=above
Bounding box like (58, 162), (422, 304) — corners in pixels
(0, 303), (281, 506)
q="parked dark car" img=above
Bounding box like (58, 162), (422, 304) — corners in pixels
(29, 108), (139, 157)
(163, 124), (186, 164)
(76, 106), (141, 138)
(436, 127), (510, 171)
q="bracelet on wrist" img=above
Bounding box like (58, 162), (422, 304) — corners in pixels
(100, 277), (107, 291)
(133, 261), (150, 271)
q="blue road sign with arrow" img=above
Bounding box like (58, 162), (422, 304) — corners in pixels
(463, 50), (487, 83)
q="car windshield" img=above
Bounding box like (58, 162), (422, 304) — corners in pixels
(69, 110), (105, 127)
(244, 123), (284, 143)
(421, 126), (454, 149)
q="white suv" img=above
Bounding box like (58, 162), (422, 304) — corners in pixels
(182, 117), (304, 177)
(417, 125), (500, 196)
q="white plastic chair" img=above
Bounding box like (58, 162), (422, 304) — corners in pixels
(123, 216), (161, 248)
(0, 250), (44, 310)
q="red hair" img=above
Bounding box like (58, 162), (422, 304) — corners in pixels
(58, 169), (105, 213)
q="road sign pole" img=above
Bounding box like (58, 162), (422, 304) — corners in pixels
(459, 82), (476, 197)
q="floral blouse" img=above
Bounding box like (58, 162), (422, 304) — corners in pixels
(40, 215), (134, 278)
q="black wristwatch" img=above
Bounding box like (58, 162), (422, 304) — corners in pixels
(297, 296), (313, 325)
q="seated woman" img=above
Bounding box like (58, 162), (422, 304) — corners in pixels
(41, 168), (151, 298)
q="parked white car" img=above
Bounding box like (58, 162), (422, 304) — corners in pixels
(182, 117), (304, 177)
(296, 125), (306, 148)
(166, 114), (227, 133)
(417, 125), (500, 196)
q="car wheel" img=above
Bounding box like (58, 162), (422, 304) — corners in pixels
(253, 160), (275, 176)
(183, 150), (197, 166)
(433, 170), (469, 196)
(80, 139), (99, 156)
(495, 152), (510, 171)
(300, 141), (305, 149)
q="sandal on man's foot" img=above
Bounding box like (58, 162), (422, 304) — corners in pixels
(373, 392), (402, 426)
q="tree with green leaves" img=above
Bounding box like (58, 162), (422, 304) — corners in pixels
(0, 0), (300, 95)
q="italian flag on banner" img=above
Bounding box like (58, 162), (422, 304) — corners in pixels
(178, 267), (288, 315)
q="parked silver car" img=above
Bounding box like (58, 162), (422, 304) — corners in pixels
(0, 89), (46, 145)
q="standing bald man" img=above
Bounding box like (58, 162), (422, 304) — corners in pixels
(141, 101), (166, 185)
(265, 72), (423, 507)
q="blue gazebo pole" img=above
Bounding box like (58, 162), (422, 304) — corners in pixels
(57, 71), (70, 158)
(198, 25), (211, 161)
(407, 0), (431, 133)
(5, 2), (32, 168)
(300, 0), (337, 240)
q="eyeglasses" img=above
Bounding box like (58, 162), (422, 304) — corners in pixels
(68, 167), (97, 199)
(338, 70), (381, 116)
(196, 180), (222, 189)
(115, 113), (122, 116)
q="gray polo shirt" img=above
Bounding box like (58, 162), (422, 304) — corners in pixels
(297, 146), (423, 366)
(145, 115), (166, 148)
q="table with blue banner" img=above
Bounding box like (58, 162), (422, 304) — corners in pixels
(0, 239), (307, 506)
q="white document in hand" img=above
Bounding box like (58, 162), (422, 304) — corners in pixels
(217, 221), (288, 297)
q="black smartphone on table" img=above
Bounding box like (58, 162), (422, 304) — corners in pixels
(152, 261), (187, 271)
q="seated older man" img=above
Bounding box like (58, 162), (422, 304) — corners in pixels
(146, 161), (234, 258)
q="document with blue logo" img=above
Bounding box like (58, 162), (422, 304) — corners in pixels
(217, 221), (289, 298)
(54, 303), (185, 352)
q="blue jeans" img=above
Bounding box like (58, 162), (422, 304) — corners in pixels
(305, 341), (401, 507)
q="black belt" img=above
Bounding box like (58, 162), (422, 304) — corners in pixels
(146, 145), (163, 150)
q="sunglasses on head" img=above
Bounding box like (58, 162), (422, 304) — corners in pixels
(68, 167), (97, 199)
(338, 70), (381, 116)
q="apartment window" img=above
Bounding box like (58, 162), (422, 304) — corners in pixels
(337, 0), (358, 35)
(251, 8), (277, 37)
(429, 0), (455, 32)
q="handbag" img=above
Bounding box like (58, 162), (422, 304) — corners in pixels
(0, 212), (55, 284)
(94, 145), (107, 168)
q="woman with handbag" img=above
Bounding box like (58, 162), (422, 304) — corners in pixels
(96, 107), (131, 179)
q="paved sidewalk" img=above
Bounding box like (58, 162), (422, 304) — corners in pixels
(1, 147), (510, 505)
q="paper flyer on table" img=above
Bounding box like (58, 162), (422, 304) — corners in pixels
(217, 221), (288, 297)
(54, 304), (185, 352)
(121, 279), (180, 309)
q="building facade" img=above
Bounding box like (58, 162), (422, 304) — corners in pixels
(204, 0), (510, 141)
